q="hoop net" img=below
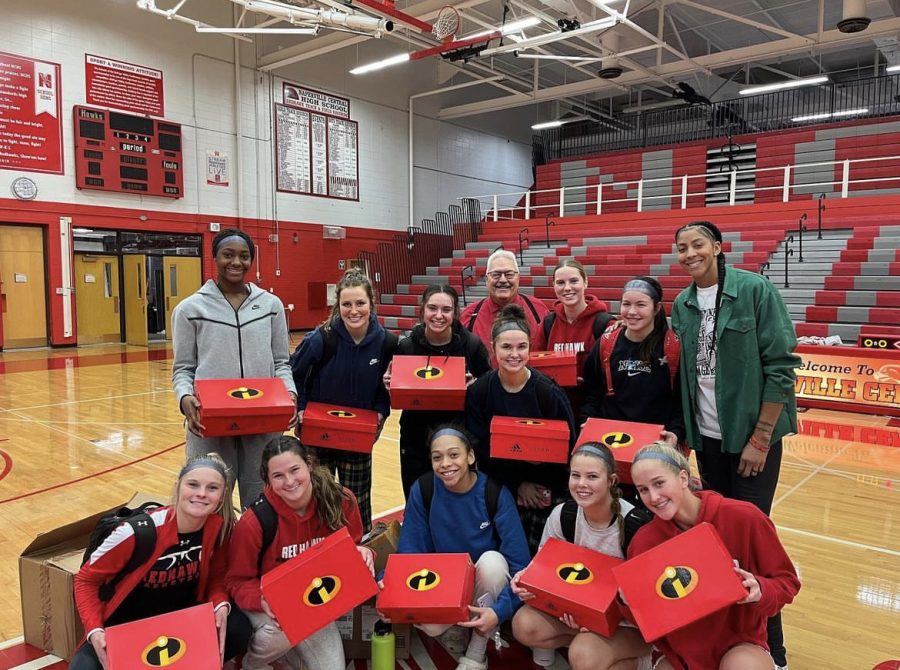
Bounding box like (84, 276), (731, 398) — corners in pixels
(432, 5), (460, 42)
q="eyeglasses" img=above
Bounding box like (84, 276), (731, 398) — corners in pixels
(486, 270), (519, 281)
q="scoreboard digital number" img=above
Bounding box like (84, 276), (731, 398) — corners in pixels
(73, 105), (184, 198)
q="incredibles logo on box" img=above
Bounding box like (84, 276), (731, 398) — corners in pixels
(601, 431), (634, 449)
(556, 562), (594, 585)
(414, 365), (444, 380)
(531, 352), (553, 359)
(406, 568), (441, 592)
(655, 566), (699, 600)
(227, 386), (263, 400)
(140, 636), (187, 667)
(327, 410), (357, 418)
(516, 419), (545, 426)
(303, 575), (342, 606)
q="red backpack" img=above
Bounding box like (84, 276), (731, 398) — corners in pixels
(599, 322), (680, 396)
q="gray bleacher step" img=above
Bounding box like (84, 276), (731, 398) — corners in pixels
(807, 306), (899, 323)
(760, 275), (827, 287)
(786, 305), (810, 318)
(847, 277), (900, 290)
(777, 289), (819, 301)
(795, 322), (863, 342)
(872, 236), (900, 249)
(861, 249), (900, 262)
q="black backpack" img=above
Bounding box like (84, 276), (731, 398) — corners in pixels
(245, 494), (280, 572)
(541, 311), (614, 344)
(559, 499), (652, 553)
(417, 472), (503, 545)
(302, 325), (399, 397)
(81, 501), (162, 602)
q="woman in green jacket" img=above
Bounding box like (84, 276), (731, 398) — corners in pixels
(670, 220), (800, 670)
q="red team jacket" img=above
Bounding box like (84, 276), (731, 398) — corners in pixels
(226, 486), (364, 611)
(533, 295), (608, 375)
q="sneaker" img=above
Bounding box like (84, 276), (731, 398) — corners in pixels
(437, 625), (471, 655)
(456, 656), (488, 670)
(532, 647), (555, 667)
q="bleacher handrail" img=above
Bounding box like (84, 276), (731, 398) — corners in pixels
(464, 152), (900, 222)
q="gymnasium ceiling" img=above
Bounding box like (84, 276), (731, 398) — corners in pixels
(137, 0), (900, 121)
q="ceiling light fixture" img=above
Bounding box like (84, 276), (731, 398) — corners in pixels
(791, 108), (868, 122)
(349, 52), (411, 74)
(886, 64), (900, 73)
(531, 114), (589, 130)
(739, 75), (828, 95)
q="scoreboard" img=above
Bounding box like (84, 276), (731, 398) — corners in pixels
(73, 105), (184, 198)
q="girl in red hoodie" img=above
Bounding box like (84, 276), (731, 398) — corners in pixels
(227, 435), (375, 670)
(534, 260), (612, 415)
(73, 453), (249, 670)
(627, 443), (800, 670)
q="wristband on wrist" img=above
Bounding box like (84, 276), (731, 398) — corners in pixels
(748, 435), (770, 453)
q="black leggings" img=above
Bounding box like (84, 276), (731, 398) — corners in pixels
(69, 604), (251, 670)
(695, 435), (787, 666)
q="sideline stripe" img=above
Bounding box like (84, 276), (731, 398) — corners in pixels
(7, 656), (63, 670)
(775, 525), (900, 557)
(0, 636), (23, 650)
(0, 442), (184, 506)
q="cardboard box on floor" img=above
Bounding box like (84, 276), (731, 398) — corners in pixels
(19, 492), (166, 661)
(337, 519), (412, 660)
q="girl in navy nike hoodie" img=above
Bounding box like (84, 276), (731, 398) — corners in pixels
(290, 269), (395, 531)
(227, 436), (373, 670)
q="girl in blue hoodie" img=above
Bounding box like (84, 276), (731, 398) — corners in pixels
(290, 269), (396, 531)
(394, 424), (530, 670)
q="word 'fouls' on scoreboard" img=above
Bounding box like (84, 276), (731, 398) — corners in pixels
(73, 105), (184, 198)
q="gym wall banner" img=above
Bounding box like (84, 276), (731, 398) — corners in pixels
(0, 51), (63, 174)
(85, 54), (164, 117)
(795, 345), (900, 416)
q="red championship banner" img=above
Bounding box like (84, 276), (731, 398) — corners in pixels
(795, 345), (900, 417)
(85, 54), (164, 117)
(0, 51), (63, 174)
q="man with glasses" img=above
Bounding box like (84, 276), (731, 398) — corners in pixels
(460, 249), (549, 365)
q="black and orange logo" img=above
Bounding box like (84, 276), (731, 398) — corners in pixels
(227, 386), (263, 400)
(327, 410), (356, 418)
(414, 365), (444, 380)
(516, 419), (545, 426)
(531, 352), (554, 359)
(406, 568), (441, 592)
(601, 431), (634, 449)
(655, 566), (699, 600)
(141, 636), (187, 667)
(303, 575), (342, 606)
(556, 562), (594, 585)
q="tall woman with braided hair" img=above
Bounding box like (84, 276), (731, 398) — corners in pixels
(670, 221), (799, 670)
(173, 228), (297, 508)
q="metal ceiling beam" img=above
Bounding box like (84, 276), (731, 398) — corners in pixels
(437, 16), (900, 118)
(670, 0), (811, 42)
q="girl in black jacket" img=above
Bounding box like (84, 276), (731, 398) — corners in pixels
(384, 284), (491, 498)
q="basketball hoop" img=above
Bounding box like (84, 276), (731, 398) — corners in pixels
(432, 5), (460, 42)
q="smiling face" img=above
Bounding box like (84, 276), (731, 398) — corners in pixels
(176, 467), (226, 522)
(215, 240), (252, 286)
(267, 452), (314, 511)
(553, 266), (587, 309)
(620, 289), (660, 340)
(430, 434), (476, 491)
(486, 256), (520, 306)
(675, 228), (721, 288)
(339, 286), (372, 336)
(631, 459), (691, 522)
(568, 453), (615, 511)
(493, 328), (530, 375)
(422, 291), (456, 340)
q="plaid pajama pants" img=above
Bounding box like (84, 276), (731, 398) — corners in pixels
(312, 447), (373, 532)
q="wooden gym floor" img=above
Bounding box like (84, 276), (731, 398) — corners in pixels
(0, 341), (897, 669)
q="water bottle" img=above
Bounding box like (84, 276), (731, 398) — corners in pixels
(372, 620), (395, 670)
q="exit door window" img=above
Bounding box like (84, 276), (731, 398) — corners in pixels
(169, 264), (178, 296)
(103, 263), (113, 298)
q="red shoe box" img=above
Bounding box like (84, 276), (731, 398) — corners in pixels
(490, 416), (570, 463)
(105, 603), (219, 669)
(529, 351), (578, 387)
(300, 401), (379, 453)
(576, 418), (663, 484)
(194, 378), (295, 437)
(390, 355), (466, 411)
(612, 522), (746, 642)
(518, 538), (622, 637)
(376, 553), (475, 624)
(261, 527), (378, 646)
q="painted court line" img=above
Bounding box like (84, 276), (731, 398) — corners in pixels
(8, 657), (62, 670)
(775, 525), (900, 557)
(773, 442), (851, 509)
(0, 389), (173, 413)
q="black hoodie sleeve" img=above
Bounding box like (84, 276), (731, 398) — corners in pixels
(580, 338), (607, 422)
